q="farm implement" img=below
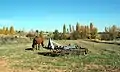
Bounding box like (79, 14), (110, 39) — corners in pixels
(43, 38), (89, 56)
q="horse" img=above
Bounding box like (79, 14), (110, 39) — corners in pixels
(32, 36), (44, 50)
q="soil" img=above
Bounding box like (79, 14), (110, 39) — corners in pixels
(0, 58), (12, 72)
(0, 58), (38, 72)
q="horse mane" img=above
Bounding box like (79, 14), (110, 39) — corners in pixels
(34, 36), (44, 42)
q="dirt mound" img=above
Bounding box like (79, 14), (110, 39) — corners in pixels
(0, 58), (12, 72)
(0, 58), (38, 72)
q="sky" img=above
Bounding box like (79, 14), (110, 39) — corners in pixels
(0, 0), (120, 32)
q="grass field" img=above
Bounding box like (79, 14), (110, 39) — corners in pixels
(0, 40), (120, 72)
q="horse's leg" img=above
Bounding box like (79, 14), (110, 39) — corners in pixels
(38, 44), (40, 50)
(35, 44), (37, 50)
(41, 41), (44, 47)
(32, 44), (34, 48)
(32, 44), (35, 51)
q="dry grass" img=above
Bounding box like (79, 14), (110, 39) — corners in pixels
(0, 40), (120, 72)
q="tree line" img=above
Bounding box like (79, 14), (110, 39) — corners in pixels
(101, 25), (120, 40)
(1, 23), (119, 41)
(53, 22), (98, 40)
(26, 22), (120, 41)
(0, 26), (15, 35)
(53, 22), (120, 40)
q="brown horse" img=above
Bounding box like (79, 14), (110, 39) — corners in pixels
(32, 36), (44, 50)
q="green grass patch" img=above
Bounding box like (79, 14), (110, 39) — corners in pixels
(0, 40), (120, 72)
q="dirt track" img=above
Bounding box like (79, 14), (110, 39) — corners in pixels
(0, 58), (11, 72)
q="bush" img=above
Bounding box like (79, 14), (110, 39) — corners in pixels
(70, 31), (80, 40)
(0, 36), (31, 45)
